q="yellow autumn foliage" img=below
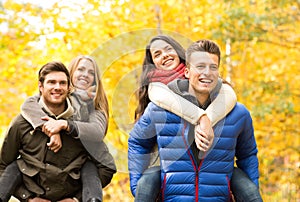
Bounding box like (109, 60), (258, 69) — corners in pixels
(0, 0), (299, 201)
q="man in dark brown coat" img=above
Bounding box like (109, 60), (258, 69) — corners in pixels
(0, 61), (93, 202)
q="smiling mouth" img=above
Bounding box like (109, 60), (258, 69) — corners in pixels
(199, 78), (212, 84)
(162, 59), (173, 66)
(79, 79), (89, 84)
(52, 93), (62, 97)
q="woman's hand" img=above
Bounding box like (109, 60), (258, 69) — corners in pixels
(47, 134), (62, 153)
(194, 115), (214, 151)
(41, 116), (66, 152)
(87, 85), (96, 99)
(41, 116), (68, 136)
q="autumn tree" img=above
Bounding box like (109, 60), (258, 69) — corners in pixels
(0, 0), (299, 201)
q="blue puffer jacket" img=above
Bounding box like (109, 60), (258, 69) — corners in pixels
(128, 102), (259, 201)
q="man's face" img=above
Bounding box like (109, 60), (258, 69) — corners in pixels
(185, 51), (219, 99)
(39, 71), (69, 107)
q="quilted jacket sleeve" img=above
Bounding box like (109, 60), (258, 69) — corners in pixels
(128, 103), (158, 196)
(235, 104), (259, 187)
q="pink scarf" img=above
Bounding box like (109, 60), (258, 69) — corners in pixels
(147, 63), (186, 85)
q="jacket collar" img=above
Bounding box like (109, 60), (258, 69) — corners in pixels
(167, 78), (222, 109)
(38, 97), (74, 119)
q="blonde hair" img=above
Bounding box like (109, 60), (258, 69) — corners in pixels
(68, 55), (109, 122)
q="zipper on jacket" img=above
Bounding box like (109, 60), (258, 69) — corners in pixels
(226, 175), (233, 202)
(195, 169), (199, 202)
(195, 158), (205, 202)
(161, 173), (167, 201)
(181, 122), (205, 202)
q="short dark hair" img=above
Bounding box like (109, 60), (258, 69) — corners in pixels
(186, 39), (221, 66)
(38, 61), (70, 86)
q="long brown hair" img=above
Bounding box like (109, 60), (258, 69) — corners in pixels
(68, 55), (109, 125)
(134, 35), (186, 121)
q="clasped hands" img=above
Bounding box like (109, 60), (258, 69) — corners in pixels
(41, 116), (68, 153)
(194, 114), (214, 152)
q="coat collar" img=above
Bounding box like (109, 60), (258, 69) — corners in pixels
(38, 97), (74, 119)
(167, 78), (222, 109)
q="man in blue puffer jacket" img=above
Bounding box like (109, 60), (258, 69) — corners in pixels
(128, 39), (259, 201)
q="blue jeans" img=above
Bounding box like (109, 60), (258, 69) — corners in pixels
(231, 167), (263, 202)
(81, 160), (103, 202)
(135, 166), (161, 202)
(135, 167), (262, 202)
(0, 161), (22, 202)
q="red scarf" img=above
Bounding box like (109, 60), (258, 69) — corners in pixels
(147, 63), (186, 85)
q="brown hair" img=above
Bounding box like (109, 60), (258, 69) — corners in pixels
(38, 61), (70, 94)
(186, 39), (221, 67)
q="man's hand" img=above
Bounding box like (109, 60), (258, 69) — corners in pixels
(28, 197), (51, 202)
(41, 116), (68, 137)
(195, 115), (214, 151)
(47, 134), (62, 153)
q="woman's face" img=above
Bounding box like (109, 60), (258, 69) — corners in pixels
(150, 40), (180, 71)
(72, 59), (95, 90)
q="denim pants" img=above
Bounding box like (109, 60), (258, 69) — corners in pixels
(0, 161), (23, 202)
(81, 160), (103, 202)
(134, 166), (262, 202)
(134, 166), (161, 202)
(231, 167), (263, 202)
